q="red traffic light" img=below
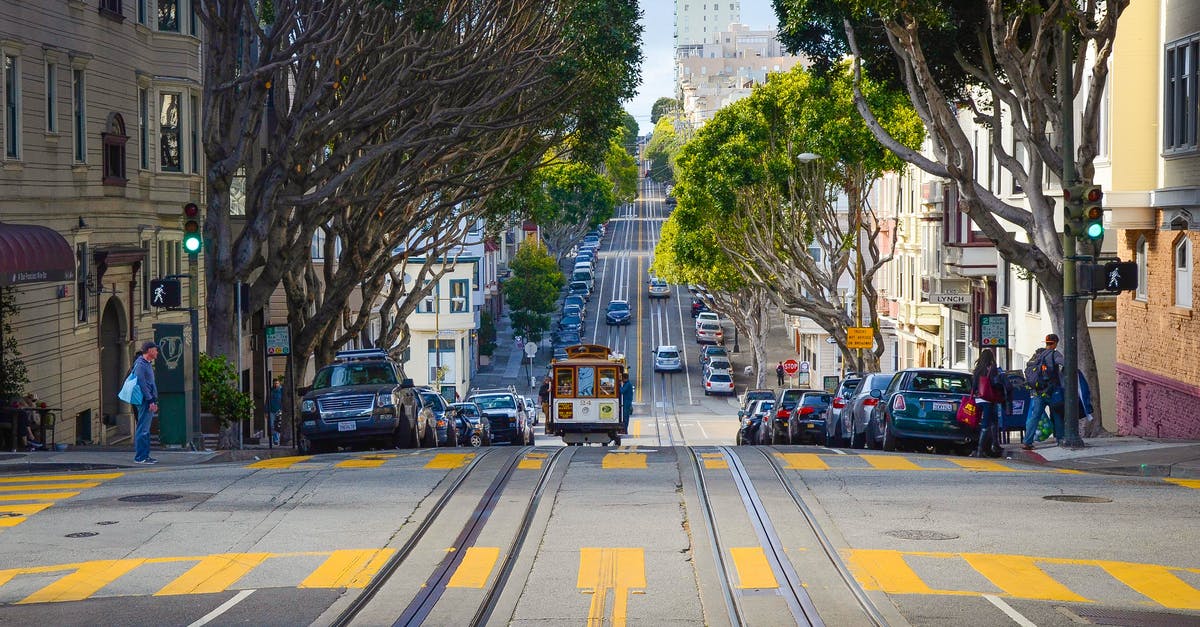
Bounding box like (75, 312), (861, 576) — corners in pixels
(1085, 187), (1103, 203)
(183, 202), (199, 218)
(1085, 206), (1103, 220)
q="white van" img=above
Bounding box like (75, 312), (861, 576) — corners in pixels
(572, 268), (594, 290)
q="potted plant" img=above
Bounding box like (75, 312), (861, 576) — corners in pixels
(199, 353), (254, 449)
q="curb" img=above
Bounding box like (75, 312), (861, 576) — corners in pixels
(201, 448), (299, 463)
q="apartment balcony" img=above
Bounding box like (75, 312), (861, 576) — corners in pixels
(943, 243), (999, 278)
(407, 310), (477, 334)
(896, 301), (943, 330)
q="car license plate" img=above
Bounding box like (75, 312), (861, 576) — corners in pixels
(337, 421), (357, 432)
(806, 422), (815, 428)
(931, 401), (954, 413)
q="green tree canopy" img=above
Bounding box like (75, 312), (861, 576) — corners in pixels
(503, 242), (566, 342)
(651, 97), (681, 124)
(644, 115), (685, 184)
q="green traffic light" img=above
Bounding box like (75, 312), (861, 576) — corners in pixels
(1086, 222), (1104, 239)
(183, 235), (202, 253)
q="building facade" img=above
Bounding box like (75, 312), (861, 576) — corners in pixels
(674, 0), (741, 48)
(1, 1), (206, 445)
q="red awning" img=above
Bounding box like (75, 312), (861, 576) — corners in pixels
(0, 222), (76, 286)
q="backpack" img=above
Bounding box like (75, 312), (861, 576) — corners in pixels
(1024, 350), (1059, 393)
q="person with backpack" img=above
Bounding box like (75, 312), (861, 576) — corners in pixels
(776, 362), (785, 387)
(971, 348), (1006, 457)
(1021, 334), (1066, 450)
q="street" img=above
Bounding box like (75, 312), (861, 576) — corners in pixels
(1, 182), (1199, 626)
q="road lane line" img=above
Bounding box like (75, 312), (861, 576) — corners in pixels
(1097, 561), (1200, 609)
(19, 559), (147, 604)
(729, 547), (779, 589)
(602, 452), (647, 469)
(774, 453), (830, 470)
(156, 553), (272, 596)
(578, 548), (646, 627)
(424, 453), (475, 469)
(983, 594), (1037, 627)
(636, 255), (645, 405)
(949, 458), (1012, 472)
(299, 549), (395, 589)
(1166, 478), (1200, 489)
(187, 589), (256, 627)
(447, 547), (501, 588)
(247, 456), (312, 469)
(860, 455), (923, 471)
(961, 554), (1089, 602)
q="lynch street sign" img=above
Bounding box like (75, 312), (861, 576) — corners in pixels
(928, 293), (971, 305)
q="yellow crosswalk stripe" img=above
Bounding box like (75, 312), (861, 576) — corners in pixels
(425, 453), (475, 469)
(845, 550), (949, 595)
(518, 454), (544, 470)
(19, 559), (146, 604)
(447, 547), (501, 588)
(860, 455), (923, 471)
(299, 549), (395, 589)
(602, 452), (647, 469)
(0, 492), (80, 502)
(0, 503), (57, 526)
(0, 482), (102, 492)
(0, 473), (123, 530)
(1097, 561), (1200, 610)
(948, 459), (1013, 472)
(247, 456), (312, 469)
(1165, 478), (1200, 490)
(336, 454), (398, 469)
(0, 473), (123, 483)
(775, 453), (830, 470)
(961, 554), (1088, 602)
(155, 553), (272, 596)
(729, 547), (777, 589)
(578, 548), (646, 627)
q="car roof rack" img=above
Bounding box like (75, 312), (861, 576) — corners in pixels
(334, 349), (390, 362)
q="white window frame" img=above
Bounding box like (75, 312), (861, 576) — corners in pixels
(1175, 236), (1193, 309)
(158, 90), (182, 172)
(1135, 236), (1148, 301)
(3, 53), (20, 160)
(1164, 35), (1200, 154)
(44, 60), (56, 133)
(138, 88), (149, 170)
(72, 67), (86, 163)
(158, 0), (181, 33)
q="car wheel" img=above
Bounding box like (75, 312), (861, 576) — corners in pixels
(881, 417), (897, 452)
(771, 426), (787, 446)
(298, 437), (312, 455)
(421, 422), (438, 448)
(469, 433), (483, 447)
(850, 428), (866, 449)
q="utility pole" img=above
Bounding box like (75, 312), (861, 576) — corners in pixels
(1058, 19), (1084, 448)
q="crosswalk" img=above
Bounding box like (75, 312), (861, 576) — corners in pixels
(0, 473), (123, 529)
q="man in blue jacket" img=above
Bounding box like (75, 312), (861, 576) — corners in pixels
(132, 341), (160, 464)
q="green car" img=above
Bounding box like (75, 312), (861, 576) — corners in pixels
(867, 369), (975, 454)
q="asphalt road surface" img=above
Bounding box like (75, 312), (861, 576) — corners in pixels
(2, 180), (1198, 626)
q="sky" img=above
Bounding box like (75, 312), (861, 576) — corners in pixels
(626, 0), (779, 134)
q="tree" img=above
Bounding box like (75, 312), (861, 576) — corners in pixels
(665, 65), (923, 370)
(198, 353), (254, 449)
(503, 242), (566, 343)
(644, 114), (685, 184)
(651, 97), (681, 124)
(617, 111), (640, 155)
(604, 137), (639, 206)
(773, 0), (1124, 434)
(0, 288), (27, 402)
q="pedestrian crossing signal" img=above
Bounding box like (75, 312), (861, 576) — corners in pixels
(150, 278), (182, 308)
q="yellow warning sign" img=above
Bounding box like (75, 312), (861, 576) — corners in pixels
(847, 327), (873, 349)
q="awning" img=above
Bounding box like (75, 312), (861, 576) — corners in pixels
(0, 222), (76, 286)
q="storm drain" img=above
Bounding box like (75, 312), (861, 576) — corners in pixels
(1043, 495), (1113, 503)
(1072, 605), (1200, 626)
(884, 529), (959, 541)
(96, 521), (119, 525)
(118, 494), (182, 503)
(65, 532), (98, 538)
(0, 512), (23, 518)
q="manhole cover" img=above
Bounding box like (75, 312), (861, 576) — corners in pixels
(65, 532), (98, 538)
(0, 512), (24, 518)
(1044, 495), (1113, 503)
(118, 494), (182, 503)
(1074, 605), (1200, 626)
(96, 521), (119, 525)
(884, 529), (959, 541)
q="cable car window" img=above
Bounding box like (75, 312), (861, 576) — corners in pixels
(598, 367), (618, 397)
(555, 368), (575, 397)
(577, 367), (595, 397)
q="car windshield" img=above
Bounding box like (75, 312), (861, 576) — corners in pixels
(709, 360), (730, 369)
(779, 389), (804, 406)
(564, 305), (581, 315)
(867, 374), (894, 392)
(658, 350), (678, 359)
(708, 373), (732, 383)
(839, 379), (862, 396)
(451, 404), (479, 417)
(607, 302), (629, 312)
(312, 363), (397, 389)
(907, 373), (972, 394)
(570, 282), (588, 290)
(419, 391), (447, 412)
(561, 315), (581, 325)
(471, 395), (515, 410)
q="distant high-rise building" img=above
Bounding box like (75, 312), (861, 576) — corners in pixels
(675, 0), (741, 52)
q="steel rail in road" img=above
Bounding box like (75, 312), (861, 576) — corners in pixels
(686, 447), (747, 627)
(755, 447), (887, 627)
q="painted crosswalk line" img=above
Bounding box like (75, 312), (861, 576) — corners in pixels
(729, 547), (778, 589)
(336, 453), (398, 469)
(0, 472), (123, 529)
(602, 452), (647, 469)
(246, 456), (313, 469)
(424, 453), (476, 469)
(447, 547), (501, 589)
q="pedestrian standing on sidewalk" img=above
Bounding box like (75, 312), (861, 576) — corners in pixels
(971, 348), (1005, 457)
(133, 342), (160, 464)
(1022, 334), (1065, 450)
(776, 362), (785, 387)
(268, 379), (283, 446)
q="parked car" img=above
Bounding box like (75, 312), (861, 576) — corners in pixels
(605, 300), (632, 325)
(739, 388), (776, 410)
(653, 345), (683, 372)
(704, 357), (733, 376)
(695, 311), (719, 330)
(703, 370), (735, 396)
(770, 388), (813, 439)
(843, 373), (896, 448)
(451, 402), (491, 447)
(699, 345), (728, 367)
(563, 303), (585, 322)
(865, 369), (975, 453)
(824, 375), (864, 447)
(787, 391), (833, 445)
(737, 399), (774, 445)
(568, 281), (591, 300)
(298, 349), (438, 453)
(420, 388), (459, 447)
(690, 298), (709, 318)
(558, 314), (582, 334)
(648, 278), (671, 298)
(564, 294), (586, 311)
(525, 396), (540, 425)
(466, 388), (533, 445)
(554, 329), (581, 348)
(696, 321), (724, 345)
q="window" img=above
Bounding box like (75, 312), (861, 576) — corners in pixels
(449, 279), (468, 312)
(427, 339), (454, 384)
(1090, 295), (1116, 323)
(1026, 277), (1042, 314)
(189, 93), (198, 173)
(138, 88), (149, 169)
(1001, 260), (1011, 308)
(1165, 37), (1199, 152)
(44, 62), (56, 133)
(1135, 236), (1148, 301)
(418, 281), (436, 313)
(158, 239), (180, 278)
(138, 0), (147, 25)
(159, 92), (181, 171)
(4, 55), (19, 159)
(102, 113), (127, 186)
(310, 229), (326, 261)
(141, 239), (152, 311)
(72, 69), (85, 162)
(76, 243), (89, 323)
(158, 0), (179, 32)
(1175, 237), (1193, 308)
(189, 0), (197, 35)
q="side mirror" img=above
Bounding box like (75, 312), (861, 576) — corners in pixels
(870, 389), (882, 399)
(737, 410), (745, 418)
(401, 378), (414, 389)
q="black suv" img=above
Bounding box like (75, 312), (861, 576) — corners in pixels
(465, 388), (532, 445)
(298, 349), (439, 453)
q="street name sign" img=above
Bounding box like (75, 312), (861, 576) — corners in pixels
(928, 293), (971, 305)
(265, 325), (291, 356)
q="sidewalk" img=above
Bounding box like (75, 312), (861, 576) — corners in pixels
(0, 444), (298, 473)
(470, 310), (547, 396)
(1007, 436), (1200, 478)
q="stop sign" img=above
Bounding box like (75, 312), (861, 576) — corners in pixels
(783, 359), (799, 375)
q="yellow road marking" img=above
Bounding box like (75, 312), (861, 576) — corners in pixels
(156, 553), (272, 596)
(631, 420), (641, 438)
(1166, 478), (1200, 489)
(299, 549), (395, 589)
(0, 492), (80, 501)
(704, 459), (728, 469)
(861, 455), (923, 471)
(0, 473), (123, 483)
(578, 548), (646, 627)
(730, 547), (778, 589)
(247, 456), (313, 469)
(948, 458), (1012, 472)
(1098, 561), (1200, 609)
(518, 455), (543, 470)
(775, 453), (830, 471)
(0, 502), (55, 526)
(424, 453), (475, 469)
(447, 547), (501, 588)
(19, 559), (147, 604)
(845, 550), (947, 595)
(336, 454), (398, 469)
(0, 482), (101, 492)
(602, 453), (647, 469)
(961, 554), (1088, 602)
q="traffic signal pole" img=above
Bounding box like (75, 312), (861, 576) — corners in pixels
(1058, 22), (1084, 448)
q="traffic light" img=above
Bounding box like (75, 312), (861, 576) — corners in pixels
(182, 202), (202, 255)
(1062, 184), (1085, 238)
(1079, 184), (1104, 242)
